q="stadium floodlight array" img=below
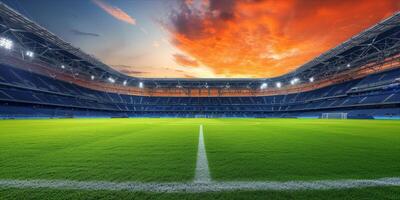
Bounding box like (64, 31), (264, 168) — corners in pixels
(25, 51), (34, 58)
(260, 83), (268, 90)
(290, 78), (300, 85)
(276, 82), (282, 88)
(108, 77), (115, 83)
(0, 37), (13, 50)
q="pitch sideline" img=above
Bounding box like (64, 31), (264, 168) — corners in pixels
(0, 178), (400, 193)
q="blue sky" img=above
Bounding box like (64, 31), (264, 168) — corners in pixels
(1, 0), (211, 78)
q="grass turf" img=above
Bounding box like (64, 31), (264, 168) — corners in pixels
(0, 118), (400, 199)
(204, 119), (400, 181)
(0, 119), (198, 182)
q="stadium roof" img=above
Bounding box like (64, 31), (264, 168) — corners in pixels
(0, 3), (399, 88)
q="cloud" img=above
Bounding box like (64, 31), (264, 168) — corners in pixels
(152, 41), (160, 48)
(70, 29), (100, 37)
(111, 65), (145, 75)
(110, 65), (143, 74)
(173, 54), (199, 67)
(166, 0), (399, 78)
(111, 64), (206, 78)
(92, 0), (136, 25)
(139, 26), (148, 34)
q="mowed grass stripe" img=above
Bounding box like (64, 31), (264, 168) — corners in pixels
(0, 119), (199, 182)
(204, 119), (400, 181)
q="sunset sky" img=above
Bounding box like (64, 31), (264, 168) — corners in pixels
(2, 0), (399, 78)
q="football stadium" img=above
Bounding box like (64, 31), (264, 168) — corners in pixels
(0, 1), (400, 199)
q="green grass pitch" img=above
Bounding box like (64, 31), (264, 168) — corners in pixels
(0, 118), (399, 199)
(204, 119), (400, 181)
(0, 119), (199, 182)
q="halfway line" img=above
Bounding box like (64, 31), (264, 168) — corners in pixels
(194, 124), (211, 183)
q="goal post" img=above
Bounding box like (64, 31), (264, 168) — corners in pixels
(321, 112), (348, 119)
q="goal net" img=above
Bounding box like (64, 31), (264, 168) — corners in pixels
(321, 113), (348, 119)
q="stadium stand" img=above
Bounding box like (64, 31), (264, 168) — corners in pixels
(0, 63), (399, 119)
(0, 3), (399, 119)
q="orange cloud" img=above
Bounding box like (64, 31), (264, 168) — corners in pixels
(167, 0), (399, 78)
(174, 54), (199, 67)
(92, 0), (136, 25)
(112, 64), (201, 78)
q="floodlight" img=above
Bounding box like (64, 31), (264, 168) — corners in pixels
(290, 78), (300, 85)
(309, 77), (314, 83)
(61, 65), (65, 69)
(25, 51), (34, 58)
(276, 82), (282, 88)
(123, 80), (127, 86)
(139, 81), (144, 88)
(108, 77), (115, 83)
(0, 37), (13, 50)
(260, 83), (268, 89)
(90, 75), (95, 80)
(346, 63), (351, 68)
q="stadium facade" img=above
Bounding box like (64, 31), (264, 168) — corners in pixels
(0, 3), (399, 119)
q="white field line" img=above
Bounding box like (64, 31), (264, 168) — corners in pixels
(194, 124), (211, 183)
(0, 178), (400, 193)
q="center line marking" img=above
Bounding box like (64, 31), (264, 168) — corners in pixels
(194, 124), (211, 183)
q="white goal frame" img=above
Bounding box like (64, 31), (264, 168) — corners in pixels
(321, 112), (348, 119)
